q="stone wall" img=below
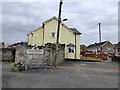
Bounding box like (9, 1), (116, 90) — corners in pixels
(14, 43), (65, 70)
(0, 48), (16, 62)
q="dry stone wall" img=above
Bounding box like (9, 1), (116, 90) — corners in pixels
(14, 43), (65, 71)
(0, 48), (16, 62)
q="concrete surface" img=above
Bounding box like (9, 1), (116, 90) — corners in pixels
(2, 60), (119, 88)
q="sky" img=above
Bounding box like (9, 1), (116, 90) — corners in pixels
(1, 0), (119, 46)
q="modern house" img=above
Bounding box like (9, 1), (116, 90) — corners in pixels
(114, 42), (120, 56)
(28, 16), (81, 59)
(87, 41), (114, 54)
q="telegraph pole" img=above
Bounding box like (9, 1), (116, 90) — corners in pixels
(54, 0), (63, 67)
(99, 23), (102, 54)
(56, 0), (63, 44)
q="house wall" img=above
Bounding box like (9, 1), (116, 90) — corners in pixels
(28, 34), (32, 45)
(59, 24), (76, 59)
(28, 19), (80, 59)
(76, 35), (80, 59)
(87, 48), (98, 53)
(44, 19), (57, 44)
(102, 42), (114, 54)
(44, 19), (80, 59)
(87, 42), (114, 54)
(28, 28), (43, 46)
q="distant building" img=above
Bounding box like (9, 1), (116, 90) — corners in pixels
(28, 16), (81, 59)
(8, 42), (28, 49)
(87, 41), (114, 54)
(80, 44), (87, 53)
(0, 42), (5, 48)
(0, 42), (10, 48)
(114, 42), (120, 56)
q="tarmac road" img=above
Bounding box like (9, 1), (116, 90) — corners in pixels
(0, 62), (2, 89)
(2, 60), (119, 88)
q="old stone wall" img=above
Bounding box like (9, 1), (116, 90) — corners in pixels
(0, 48), (16, 62)
(14, 43), (65, 70)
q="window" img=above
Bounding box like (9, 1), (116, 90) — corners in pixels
(68, 47), (75, 53)
(51, 32), (55, 38)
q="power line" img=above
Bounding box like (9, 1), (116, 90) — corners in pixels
(62, 10), (117, 16)
(81, 23), (98, 31)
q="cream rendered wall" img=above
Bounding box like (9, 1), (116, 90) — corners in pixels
(28, 34), (32, 45)
(44, 19), (58, 44)
(43, 19), (80, 59)
(76, 35), (80, 59)
(28, 18), (80, 59)
(59, 25), (75, 44)
(31, 28), (43, 46)
(59, 25), (76, 59)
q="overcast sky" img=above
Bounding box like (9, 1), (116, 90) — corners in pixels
(1, 0), (119, 46)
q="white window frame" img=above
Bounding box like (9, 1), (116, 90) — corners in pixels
(51, 32), (55, 38)
(68, 47), (75, 53)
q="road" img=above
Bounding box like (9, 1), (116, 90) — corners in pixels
(0, 62), (2, 89)
(2, 60), (119, 88)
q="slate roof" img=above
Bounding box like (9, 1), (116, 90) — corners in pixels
(114, 42), (120, 48)
(69, 28), (81, 34)
(87, 41), (108, 48)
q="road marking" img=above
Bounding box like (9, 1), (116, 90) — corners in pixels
(80, 64), (87, 66)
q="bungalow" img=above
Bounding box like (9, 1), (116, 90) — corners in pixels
(27, 16), (81, 59)
(87, 41), (114, 54)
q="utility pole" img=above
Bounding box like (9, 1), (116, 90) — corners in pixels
(99, 23), (102, 54)
(54, 0), (63, 67)
(56, 0), (63, 44)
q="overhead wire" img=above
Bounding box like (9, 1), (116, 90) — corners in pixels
(61, 10), (117, 16)
(80, 23), (98, 31)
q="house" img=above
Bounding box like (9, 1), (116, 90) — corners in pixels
(87, 41), (114, 54)
(114, 42), (120, 56)
(80, 44), (87, 54)
(28, 16), (81, 59)
(0, 42), (10, 48)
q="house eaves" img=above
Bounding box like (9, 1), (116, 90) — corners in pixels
(87, 41), (109, 49)
(28, 16), (81, 36)
(69, 28), (81, 35)
(27, 26), (43, 36)
(43, 16), (81, 35)
(101, 41), (113, 47)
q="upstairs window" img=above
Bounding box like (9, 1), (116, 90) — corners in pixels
(51, 32), (55, 38)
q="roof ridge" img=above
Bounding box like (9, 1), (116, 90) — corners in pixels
(28, 16), (81, 35)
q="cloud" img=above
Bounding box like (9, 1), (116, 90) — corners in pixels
(2, 2), (58, 43)
(1, 0), (119, 45)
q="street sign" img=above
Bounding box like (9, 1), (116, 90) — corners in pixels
(26, 49), (44, 55)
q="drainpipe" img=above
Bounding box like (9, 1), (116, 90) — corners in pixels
(31, 32), (33, 46)
(75, 34), (77, 59)
(42, 23), (45, 45)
